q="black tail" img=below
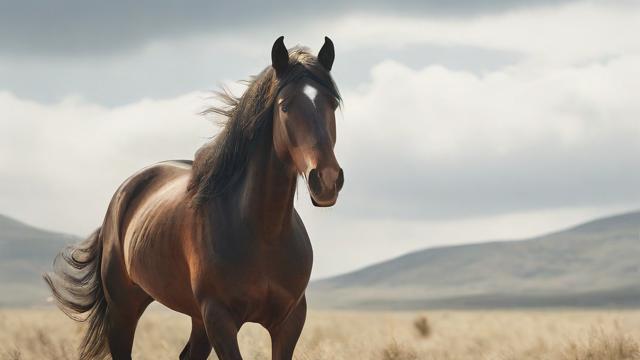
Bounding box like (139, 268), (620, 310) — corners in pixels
(43, 228), (110, 360)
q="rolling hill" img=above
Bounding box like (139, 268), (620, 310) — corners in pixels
(308, 211), (640, 309)
(2, 211), (640, 309)
(0, 214), (78, 306)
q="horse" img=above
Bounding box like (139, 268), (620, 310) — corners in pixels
(44, 36), (344, 360)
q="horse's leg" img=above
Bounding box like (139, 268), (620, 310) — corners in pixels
(179, 318), (212, 360)
(201, 301), (243, 360)
(105, 290), (152, 360)
(103, 254), (153, 359)
(270, 296), (307, 360)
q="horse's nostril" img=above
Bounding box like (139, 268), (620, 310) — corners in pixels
(308, 169), (323, 196)
(336, 168), (344, 191)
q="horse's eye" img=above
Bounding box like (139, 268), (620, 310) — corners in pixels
(281, 104), (289, 113)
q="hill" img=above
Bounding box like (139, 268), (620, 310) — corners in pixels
(309, 211), (640, 309)
(2, 211), (640, 309)
(0, 214), (78, 306)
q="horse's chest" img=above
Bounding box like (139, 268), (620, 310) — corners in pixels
(240, 274), (302, 325)
(216, 242), (312, 325)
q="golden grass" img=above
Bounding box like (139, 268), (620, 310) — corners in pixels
(1, 308), (640, 359)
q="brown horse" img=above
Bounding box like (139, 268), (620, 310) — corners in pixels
(44, 36), (344, 360)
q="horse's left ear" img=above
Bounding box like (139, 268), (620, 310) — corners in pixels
(318, 36), (335, 71)
(272, 36), (289, 76)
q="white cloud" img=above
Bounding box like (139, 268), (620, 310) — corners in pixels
(178, 1), (638, 67)
(2, 47), (638, 278)
(331, 54), (640, 221)
(345, 56), (640, 157)
(319, 1), (640, 65)
(0, 91), (215, 234)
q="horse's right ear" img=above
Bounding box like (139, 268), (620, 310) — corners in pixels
(318, 36), (335, 71)
(271, 36), (289, 76)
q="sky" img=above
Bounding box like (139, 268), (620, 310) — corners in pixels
(1, 0), (639, 279)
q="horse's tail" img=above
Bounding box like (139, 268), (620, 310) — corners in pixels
(43, 227), (110, 360)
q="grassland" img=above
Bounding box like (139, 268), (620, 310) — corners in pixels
(1, 308), (640, 359)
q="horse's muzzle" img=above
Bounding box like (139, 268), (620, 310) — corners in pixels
(308, 167), (344, 207)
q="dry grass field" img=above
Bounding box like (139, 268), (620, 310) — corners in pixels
(1, 308), (640, 360)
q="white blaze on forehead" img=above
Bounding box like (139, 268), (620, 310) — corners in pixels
(303, 84), (318, 110)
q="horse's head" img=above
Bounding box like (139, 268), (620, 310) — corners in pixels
(271, 36), (344, 207)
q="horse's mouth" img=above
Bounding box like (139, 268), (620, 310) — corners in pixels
(304, 166), (342, 207)
(310, 194), (337, 207)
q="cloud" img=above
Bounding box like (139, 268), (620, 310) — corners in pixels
(333, 56), (640, 221)
(0, 33), (270, 106)
(0, 1), (634, 106)
(0, 91), (215, 233)
(0, 0), (579, 56)
(1, 50), (639, 277)
(323, 1), (640, 65)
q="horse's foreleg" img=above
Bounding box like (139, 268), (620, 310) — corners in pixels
(179, 318), (212, 360)
(201, 301), (243, 360)
(269, 296), (307, 360)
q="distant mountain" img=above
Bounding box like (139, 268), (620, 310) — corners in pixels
(309, 211), (640, 309)
(3, 211), (640, 309)
(0, 214), (79, 306)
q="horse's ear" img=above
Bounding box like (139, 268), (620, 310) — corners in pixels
(318, 36), (335, 71)
(271, 36), (289, 76)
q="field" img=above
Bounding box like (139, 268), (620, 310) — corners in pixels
(2, 308), (640, 360)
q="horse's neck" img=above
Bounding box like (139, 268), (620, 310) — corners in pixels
(235, 129), (298, 240)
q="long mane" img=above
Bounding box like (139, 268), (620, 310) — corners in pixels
(188, 47), (341, 206)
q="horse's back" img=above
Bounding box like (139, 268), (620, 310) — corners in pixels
(106, 160), (193, 231)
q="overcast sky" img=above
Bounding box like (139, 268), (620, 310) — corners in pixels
(1, 0), (639, 278)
